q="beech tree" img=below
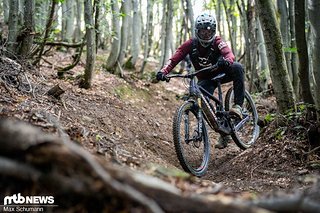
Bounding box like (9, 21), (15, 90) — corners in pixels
(159, 0), (174, 69)
(295, 0), (314, 105)
(129, 0), (142, 67)
(140, 0), (154, 74)
(308, 0), (320, 109)
(105, 0), (121, 71)
(256, 0), (295, 112)
(6, 0), (19, 57)
(81, 0), (96, 89)
(115, 0), (131, 76)
(19, 0), (35, 58)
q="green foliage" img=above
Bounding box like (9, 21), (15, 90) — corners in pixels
(95, 134), (103, 141)
(118, 12), (127, 18)
(283, 47), (297, 53)
(274, 126), (287, 140)
(264, 113), (275, 123)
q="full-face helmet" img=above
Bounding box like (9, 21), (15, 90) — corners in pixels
(195, 13), (217, 47)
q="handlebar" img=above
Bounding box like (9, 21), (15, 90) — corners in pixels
(165, 64), (218, 80)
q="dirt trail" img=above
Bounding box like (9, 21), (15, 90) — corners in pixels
(1, 54), (319, 198)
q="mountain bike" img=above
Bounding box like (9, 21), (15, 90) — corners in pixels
(165, 64), (260, 176)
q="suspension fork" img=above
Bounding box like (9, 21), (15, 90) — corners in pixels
(184, 99), (203, 143)
(197, 98), (203, 138)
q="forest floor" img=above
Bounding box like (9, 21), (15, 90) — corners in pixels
(1, 50), (319, 201)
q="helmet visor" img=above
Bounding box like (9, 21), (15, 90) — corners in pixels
(198, 27), (214, 40)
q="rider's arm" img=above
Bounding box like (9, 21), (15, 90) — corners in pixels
(161, 39), (193, 75)
(214, 36), (235, 65)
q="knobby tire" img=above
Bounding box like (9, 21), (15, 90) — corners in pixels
(225, 87), (260, 150)
(172, 101), (210, 177)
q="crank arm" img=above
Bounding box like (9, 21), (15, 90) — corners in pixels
(234, 116), (250, 131)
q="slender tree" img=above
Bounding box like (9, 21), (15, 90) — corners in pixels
(6, 0), (19, 57)
(3, 0), (9, 23)
(277, 0), (292, 82)
(65, 0), (75, 42)
(94, 0), (101, 52)
(115, 0), (131, 76)
(19, 0), (35, 58)
(33, 0), (57, 65)
(159, 0), (173, 69)
(129, 0), (142, 67)
(81, 0), (96, 89)
(308, 0), (320, 108)
(256, 0), (295, 112)
(184, 0), (194, 38)
(105, 0), (121, 70)
(140, 0), (154, 74)
(288, 0), (299, 96)
(257, 19), (270, 91)
(74, 0), (83, 42)
(295, 0), (314, 105)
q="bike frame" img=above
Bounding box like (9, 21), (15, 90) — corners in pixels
(167, 65), (234, 136)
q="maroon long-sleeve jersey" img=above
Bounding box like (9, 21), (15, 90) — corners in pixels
(161, 36), (235, 80)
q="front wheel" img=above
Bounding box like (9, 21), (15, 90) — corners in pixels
(172, 101), (210, 177)
(225, 88), (260, 150)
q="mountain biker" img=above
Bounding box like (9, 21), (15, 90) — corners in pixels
(156, 13), (245, 149)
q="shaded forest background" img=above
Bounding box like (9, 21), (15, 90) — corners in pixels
(1, 0), (320, 112)
(0, 0), (320, 212)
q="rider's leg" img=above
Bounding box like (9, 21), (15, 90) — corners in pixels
(222, 62), (245, 118)
(222, 62), (245, 105)
(216, 63), (245, 149)
(198, 79), (233, 149)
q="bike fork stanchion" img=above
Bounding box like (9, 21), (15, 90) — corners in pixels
(184, 112), (190, 144)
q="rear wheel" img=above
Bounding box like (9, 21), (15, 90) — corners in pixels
(172, 101), (210, 177)
(225, 88), (260, 149)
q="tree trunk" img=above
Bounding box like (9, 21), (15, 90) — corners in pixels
(130, 0), (141, 67)
(81, 0), (96, 89)
(0, 118), (281, 213)
(61, 1), (67, 41)
(308, 0), (320, 108)
(222, 0), (236, 55)
(3, 0), (9, 23)
(6, 0), (19, 57)
(185, 0), (194, 38)
(139, 0), (154, 74)
(65, 0), (74, 42)
(256, 0), (295, 112)
(115, 0), (131, 76)
(74, 0), (83, 42)
(19, 0), (35, 58)
(257, 19), (270, 91)
(105, 0), (121, 71)
(32, 0), (57, 65)
(94, 0), (101, 52)
(35, 0), (48, 29)
(239, 0), (250, 79)
(288, 0), (299, 96)
(159, 0), (173, 69)
(277, 0), (292, 82)
(294, 0), (314, 104)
